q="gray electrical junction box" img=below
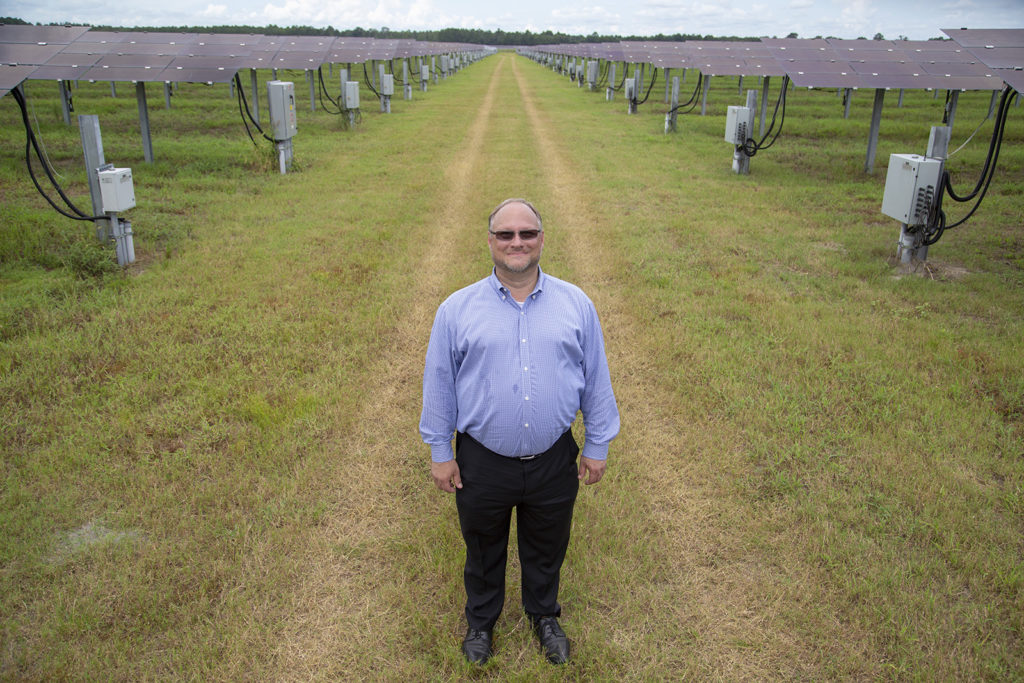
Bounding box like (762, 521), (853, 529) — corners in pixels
(266, 80), (297, 140)
(725, 106), (752, 145)
(343, 81), (360, 110)
(881, 154), (943, 226)
(97, 167), (136, 212)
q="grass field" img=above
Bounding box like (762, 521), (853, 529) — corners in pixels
(1, 51), (1022, 680)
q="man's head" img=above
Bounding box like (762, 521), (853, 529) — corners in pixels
(487, 198), (545, 278)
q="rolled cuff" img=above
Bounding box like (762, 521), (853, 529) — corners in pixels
(430, 442), (455, 463)
(581, 440), (609, 461)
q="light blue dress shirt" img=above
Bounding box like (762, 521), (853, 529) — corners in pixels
(420, 268), (620, 463)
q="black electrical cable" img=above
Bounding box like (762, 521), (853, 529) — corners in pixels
(923, 85), (1015, 244)
(363, 63), (380, 98)
(738, 75), (790, 158)
(12, 86), (105, 222)
(634, 68), (658, 106)
(234, 73), (275, 144)
(666, 72), (705, 116)
(316, 66), (344, 115)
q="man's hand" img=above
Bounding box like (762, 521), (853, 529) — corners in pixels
(431, 459), (463, 493)
(578, 456), (606, 485)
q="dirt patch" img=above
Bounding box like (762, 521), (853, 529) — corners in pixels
(889, 257), (970, 281)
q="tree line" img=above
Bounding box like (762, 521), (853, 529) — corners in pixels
(1, 17), (763, 46)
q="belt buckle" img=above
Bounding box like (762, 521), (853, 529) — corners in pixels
(519, 454), (538, 461)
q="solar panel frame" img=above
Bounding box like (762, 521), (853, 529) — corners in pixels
(0, 43), (69, 65)
(0, 64), (38, 96)
(29, 64), (95, 80)
(997, 69), (1024, 91)
(83, 64), (172, 82)
(941, 28), (1024, 48)
(0, 25), (90, 44)
(962, 46), (1024, 69)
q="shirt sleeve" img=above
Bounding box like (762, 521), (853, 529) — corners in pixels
(579, 300), (620, 461)
(420, 301), (459, 463)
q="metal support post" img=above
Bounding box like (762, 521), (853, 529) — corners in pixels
(109, 213), (135, 266)
(250, 68), (260, 126)
(864, 88), (885, 173)
(701, 75), (711, 116)
(136, 82), (154, 163)
(308, 69), (316, 112)
(164, 82), (172, 109)
(760, 76), (771, 137)
(606, 63), (616, 101)
(898, 126), (950, 264)
(78, 114), (110, 242)
(110, 81), (117, 98)
(732, 90), (757, 175)
(59, 80), (72, 125)
(276, 139), (293, 175)
(665, 76), (680, 133)
(843, 88), (852, 119)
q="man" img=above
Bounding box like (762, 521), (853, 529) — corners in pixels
(419, 198), (620, 666)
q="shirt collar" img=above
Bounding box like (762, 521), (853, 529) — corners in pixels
(489, 267), (545, 299)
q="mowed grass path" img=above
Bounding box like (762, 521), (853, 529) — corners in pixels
(2, 52), (1023, 680)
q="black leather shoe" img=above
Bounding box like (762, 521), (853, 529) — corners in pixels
(461, 628), (492, 665)
(532, 616), (570, 664)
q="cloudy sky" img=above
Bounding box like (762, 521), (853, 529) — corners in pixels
(2, 0), (1021, 41)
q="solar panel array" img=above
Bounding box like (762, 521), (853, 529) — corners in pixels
(942, 28), (1024, 92)
(0, 25), (486, 97)
(528, 33), (1021, 92)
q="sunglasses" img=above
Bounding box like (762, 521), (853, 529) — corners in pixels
(489, 229), (542, 242)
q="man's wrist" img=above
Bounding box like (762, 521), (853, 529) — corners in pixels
(430, 443), (455, 463)
(581, 441), (609, 461)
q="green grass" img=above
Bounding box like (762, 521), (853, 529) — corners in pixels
(1, 52), (1022, 680)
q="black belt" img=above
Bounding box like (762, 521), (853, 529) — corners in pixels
(458, 429), (572, 462)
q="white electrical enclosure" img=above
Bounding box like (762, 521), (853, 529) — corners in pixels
(725, 106), (752, 144)
(881, 154), (943, 226)
(420, 65), (429, 81)
(343, 81), (360, 109)
(625, 78), (636, 101)
(266, 81), (297, 140)
(98, 167), (135, 212)
(381, 74), (394, 96)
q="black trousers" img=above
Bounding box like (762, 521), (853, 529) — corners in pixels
(455, 430), (580, 631)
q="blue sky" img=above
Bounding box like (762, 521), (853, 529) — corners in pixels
(2, 0), (1021, 40)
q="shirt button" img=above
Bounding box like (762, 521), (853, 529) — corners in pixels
(523, 366), (528, 371)
(524, 423), (529, 428)
(524, 396), (529, 400)
(521, 338), (526, 343)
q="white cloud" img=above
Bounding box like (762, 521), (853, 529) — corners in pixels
(201, 4), (228, 18)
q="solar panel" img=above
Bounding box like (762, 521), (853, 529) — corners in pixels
(0, 64), (37, 97)
(0, 43), (69, 65)
(268, 51), (324, 69)
(29, 64), (95, 81)
(0, 25), (90, 44)
(941, 28), (1024, 48)
(57, 41), (124, 56)
(84, 64), (171, 82)
(95, 54), (176, 68)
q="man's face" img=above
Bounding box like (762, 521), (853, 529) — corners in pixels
(488, 202), (544, 276)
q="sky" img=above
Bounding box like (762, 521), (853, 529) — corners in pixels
(1, 0), (1021, 41)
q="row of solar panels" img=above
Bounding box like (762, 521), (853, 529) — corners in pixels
(522, 29), (1024, 93)
(0, 24), (489, 97)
